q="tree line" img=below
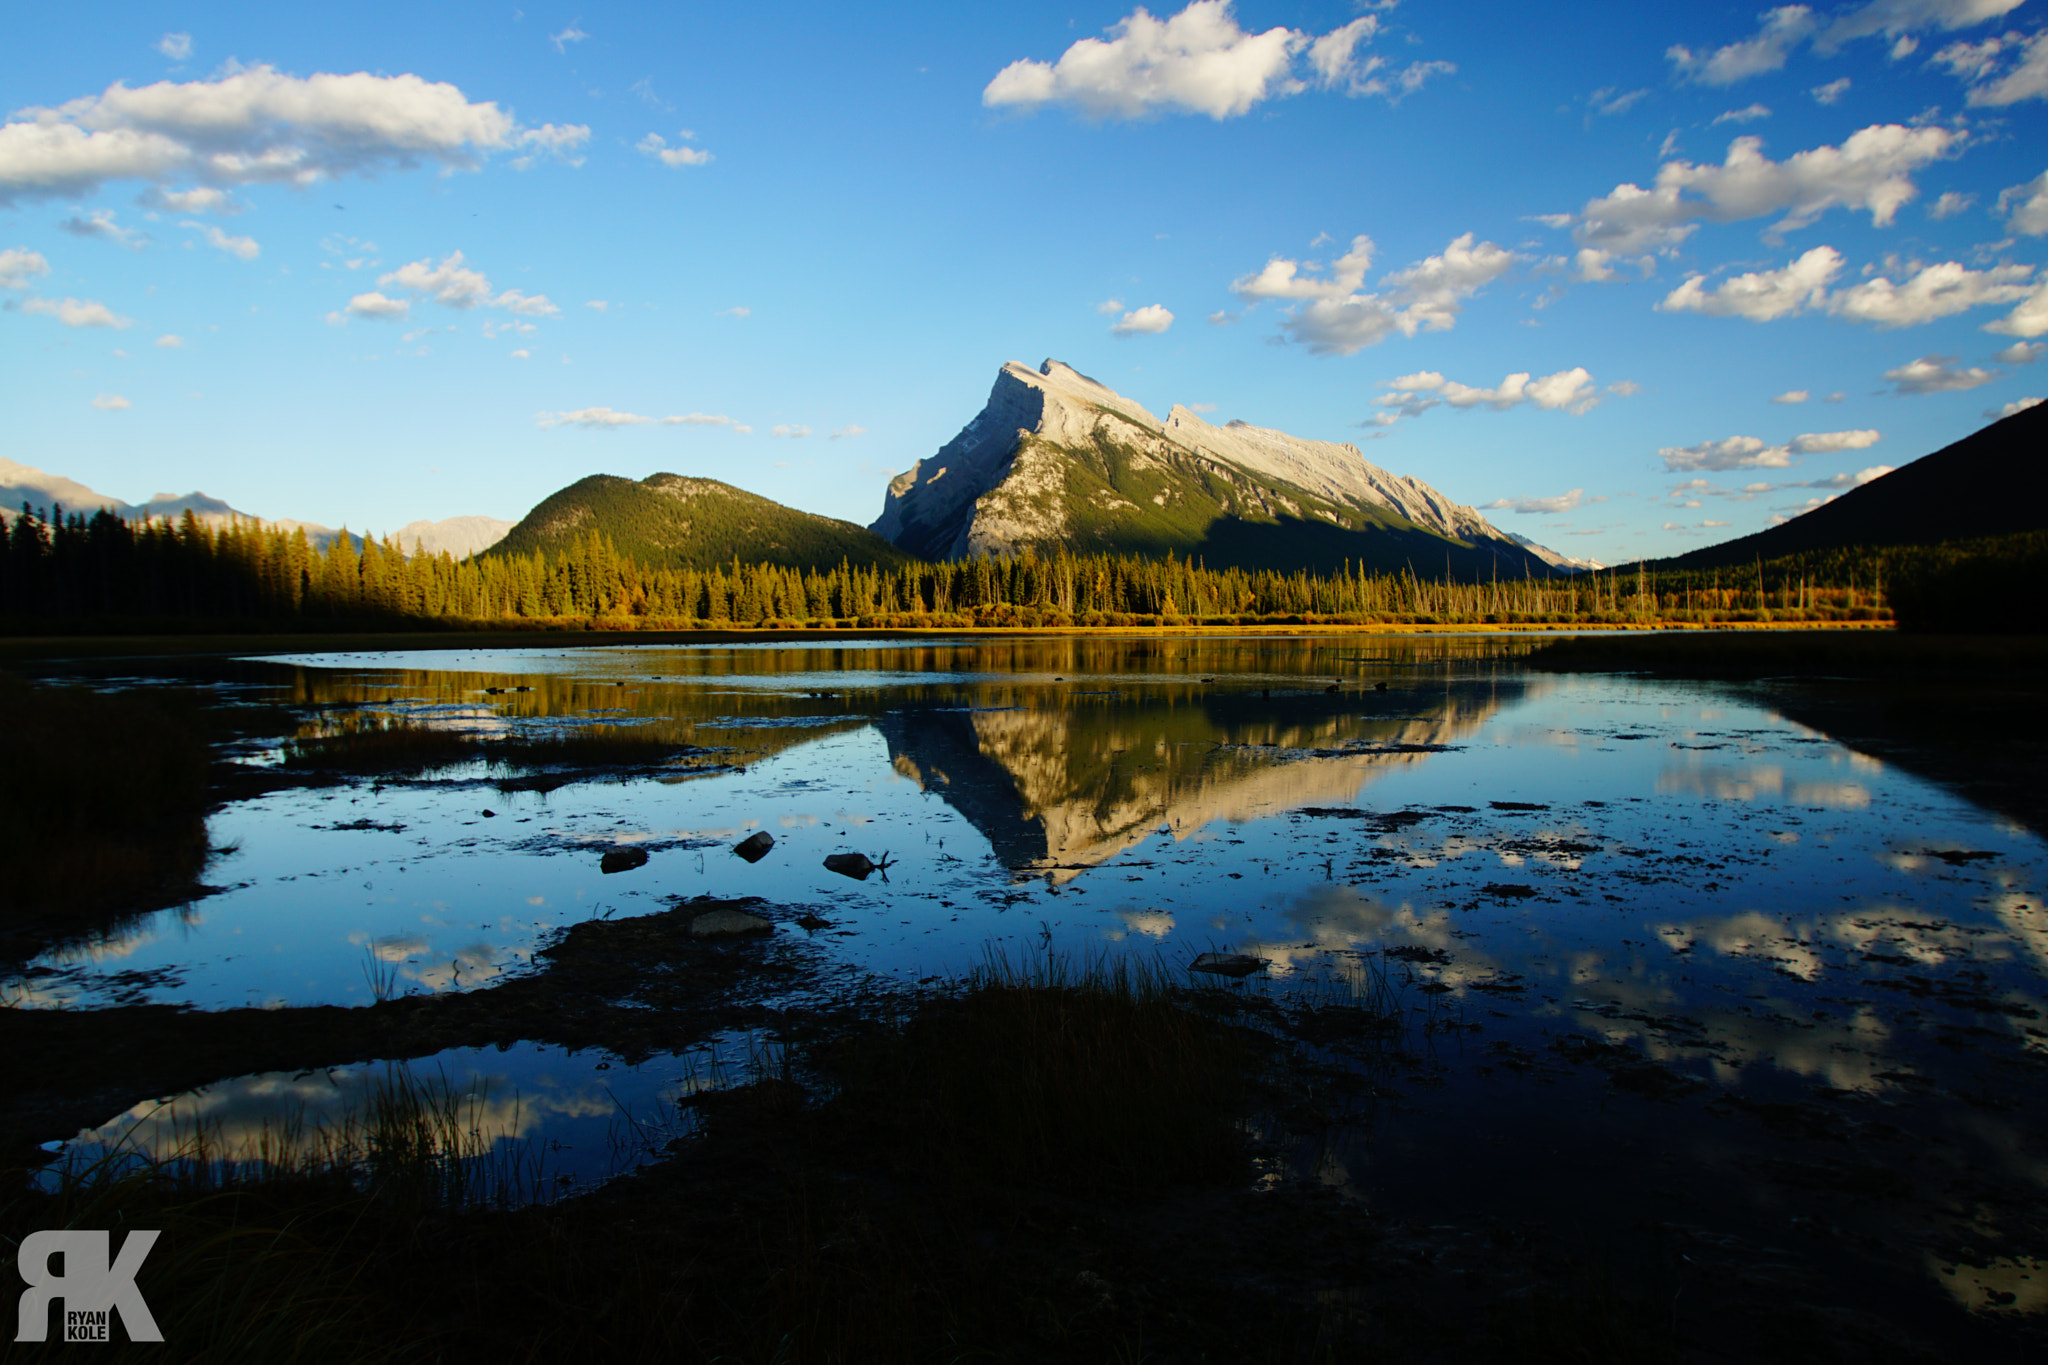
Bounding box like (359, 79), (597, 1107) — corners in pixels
(12, 501), (2023, 633)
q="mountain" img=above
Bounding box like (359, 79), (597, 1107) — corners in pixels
(1654, 401), (2048, 570)
(490, 472), (913, 570)
(870, 359), (1565, 576)
(0, 458), (510, 557)
(393, 516), (515, 560)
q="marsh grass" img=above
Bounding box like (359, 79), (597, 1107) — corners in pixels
(0, 673), (214, 940)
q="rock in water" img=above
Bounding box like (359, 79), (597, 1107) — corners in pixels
(1188, 951), (1268, 978)
(600, 846), (650, 875)
(733, 831), (775, 863)
(689, 908), (774, 937)
(823, 852), (879, 880)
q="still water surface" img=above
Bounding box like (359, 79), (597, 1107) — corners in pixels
(19, 635), (2048, 1310)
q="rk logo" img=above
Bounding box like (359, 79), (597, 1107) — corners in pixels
(14, 1230), (163, 1343)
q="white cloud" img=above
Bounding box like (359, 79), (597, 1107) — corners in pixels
(1988, 395), (2043, 417)
(1927, 190), (1974, 219)
(510, 348), (530, 359)
(23, 295), (131, 328)
(154, 333), (181, 347)
(1671, 1), (2023, 87)
(139, 185), (237, 214)
(537, 407), (651, 429)
(1713, 103), (1773, 124)
(1797, 464), (1896, 488)
(982, 1), (1449, 120)
(1812, 77), (1853, 103)
(1829, 259), (2033, 326)
(585, 300), (608, 312)
(771, 424), (812, 438)
(1608, 379), (1642, 397)
(156, 33), (192, 61)
(1995, 340), (2044, 363)
(374, 250), (558, 317)
(1999, 170), (2048, 234)
(718, 306), (750, 318)
(479, 318), (534, 338)
(1659, 245), (1844, 320)
(1772, 389), (1810, 402)
(90, 392), (130, 410)
(636, 132), (712, 168)
(1484, 489), (1587, 515)
(1668, 7), (1818, 86)
(659, 413), (747, 430)
(1573, 247), (1618, 282)
(184, 220), (259, 260)
(1111, 302), (1174, 334)
(0, 66), (584, 205)
(1659, 427), (1878, 470)
(549, 25), (589, 53)
(1881, 354), (1997, 392)
(510, 123), (588, 170)
(1096, 297), (1125, 315)
(1588, 87), (1651, 117)
(59, 208), (147, 247)
(829, 424), (867, 439)
(335, 291), (409, 321)
(1985, 279), (2048, 337)
(1379, 366), (1600, 416)
(1233, 232), (1512, 354)
(0, 246), (50, 288)
(1939, 28), (2048, 104)
(1574, 123), (1962, 251)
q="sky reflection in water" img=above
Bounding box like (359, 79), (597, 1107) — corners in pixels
(23, 635), (2048, 1265)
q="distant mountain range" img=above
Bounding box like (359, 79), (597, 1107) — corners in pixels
(1651, 400), (2048, 570)
(0, 458), (511, 559)
(489, 473), (910, 570)
(871, 360), (1568, 576)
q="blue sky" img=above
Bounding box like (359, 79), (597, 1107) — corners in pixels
(4, 1), (2044, 562)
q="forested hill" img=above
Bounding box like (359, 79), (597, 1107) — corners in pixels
(489, 473), (913, 571)
(1653, 401), (2048, 571)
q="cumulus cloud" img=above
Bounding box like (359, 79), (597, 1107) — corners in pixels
(1713, 103), (1773, 124)
(636, 131), (711, 167)
(829, 424), (867, 439)
(771, 424), (812, 438)
(329, 291), (409, 323)
(1881, 354), (1996, 392)
(1660, 245), (1844, 320)
(59, 208), (147, 247)
(1927, 189), (1974, 219)
(1999, 170), (2048, 234)
(1379, 366), (1601, 416)
(1484, 489), (1587, 515)
(1110, 302), (1174, 334)
(23, 295), (131, 328)
(1671, 1), (2023, 87)
(1574, 123), (1961, 252)
(91, 392), (130, 410)
(1668, 7), (1818, 86)
(1233, 232), (1512, 354)
(139, 184), (236, 214)
(1828, 259), (2033, 326)
(1796, 464), (1896, 488)
(1995, 340), (2044, 363)
(510, 348), (530, 359)
(982, 1), (1450, 120)
(1572, 247), (1619, 282)
(1985, 279), (2048, 337)
(1935, 28), (2048, 104)
(184, 220), (259, 260)
(549, 25), (589, 53)
(0, 246), (50, 288)
(370, 250), (558, 317)
(658, 413), (748, 431)
(1587, 87), (1651, 117)
(1773, 388), (1810, 402)
(0, 66), (587, 206)
(156, 33), (192, 61)
(1095, 297), (1125, 315)
(1812, 77), (1852, 103)
(1659, 427), (1880, 470)
(536, 407), (651, 429)
(1988, 395), (2043, 416)
(154, 333), (181, 347)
